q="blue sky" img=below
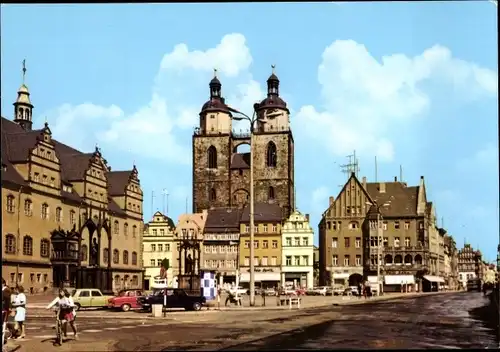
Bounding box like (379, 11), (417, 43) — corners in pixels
(1, 3), (498, 261)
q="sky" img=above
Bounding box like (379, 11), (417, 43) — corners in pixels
(1, 2), (498, 261)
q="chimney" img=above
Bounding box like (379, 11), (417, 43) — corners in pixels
(362, 176), (367, 189)
(394, 176), (397, 182)
(329, 196), (334, 205)
(305, 214), (310, 222)
(379, 182), (386, 193)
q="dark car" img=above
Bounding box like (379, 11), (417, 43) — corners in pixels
(138, 288), (206, 312)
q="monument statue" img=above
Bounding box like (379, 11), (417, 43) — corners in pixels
(186, 254), (193, 275)
(90, 237), (99, 266)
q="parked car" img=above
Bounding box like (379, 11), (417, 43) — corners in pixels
(313, 287), (328, 296)
(281, 287), (298, 296)
(138, 288), (206, 312)
(264, 288), (277, 296)
(331, 286), (345, 296)
(72, 289), (115, 310)
(295, 288), (307, 296)
(228, 287), (247, 296)
(108, 289), (144, 312)
(343, 287), (360, 296)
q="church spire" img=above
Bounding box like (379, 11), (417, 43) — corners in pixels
(13, 59), (34, 131)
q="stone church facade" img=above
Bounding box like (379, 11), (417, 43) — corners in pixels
(192, 69), (295, 218)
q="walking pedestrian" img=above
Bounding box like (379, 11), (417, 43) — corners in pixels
(63, 289), (78, 339)
(2, 278), (12, 345)
(12, 286), (26, 339)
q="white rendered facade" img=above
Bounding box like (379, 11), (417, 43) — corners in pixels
(281, 211), (314, 289)
(142, 211), (177, 289)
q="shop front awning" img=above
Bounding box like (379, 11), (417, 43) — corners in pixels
(240, 272), (280, 283)
(423, 275), (445, 283)
(384, 275), (415, 285)
(332, 273), (350, 279)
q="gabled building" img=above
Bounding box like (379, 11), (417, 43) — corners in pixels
(281, 211), (314, 289)
(458, 244), (482, 289)
(319, 173), (442, 292)
(142, 211), (176, 289)
(2, 70), (143, 293)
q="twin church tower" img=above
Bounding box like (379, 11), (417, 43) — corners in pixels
(192, 68), (295, 218)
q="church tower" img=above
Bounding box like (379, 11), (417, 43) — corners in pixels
(252, 66), (294, 217)
(192, 70), (233, 213)
(13, 60), (34, 131)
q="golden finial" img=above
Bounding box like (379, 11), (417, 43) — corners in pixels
(213, 68), (218, 78)
(271, 64), (276, 74)
(22, 59), (27, 84)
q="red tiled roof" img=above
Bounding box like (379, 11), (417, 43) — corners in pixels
(204, 208), (241, 232)
(365, 182), (419, 217)
(107, 171), (132, 196)
(230, 153), (250, 169)
(240, 202), (284, 223)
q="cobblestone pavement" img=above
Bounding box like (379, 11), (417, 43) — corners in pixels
(9, 292), (494, 351)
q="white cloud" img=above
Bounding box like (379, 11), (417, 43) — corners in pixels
(44, 34), (257, 164)
(457, 143), (499, 171)
(296, 40), (498, 162)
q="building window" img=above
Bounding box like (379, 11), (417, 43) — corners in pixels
(80, 245), (88, 261)
(40, 239), (50, 258)
(263, 240), (269, 248)
(404, 237), (411, 247)
(268, 186), (275, 200)
(382, 222), (387, 230)
(132, 225), (137, 238)
(394, 221), (400, 229)
(285, 256), (292, 266)
(332, 238), (338, 248)
(302, 256), (309, 266)
(150, 259), (155, 266)
(344, 255), (350, 266)
(349, 221), (358, 229)
(285, 237), (291, 246)
(103, 248), (109, 264)
(244, 257), (250, 266)
(209, 188), (217, 201)
(404, 222), (410, 230)
(244, 240), (250, 248)
(23, 236), (33, 256)
(5, 234), (16, 254)
(113, 249), (119, 264)
(332, 255), (338, 266)
(41, 203), (49, 219)
(344, 237), (350, 248)
(254, 226), (258, 233)
(114, 221), (119, 235)
(394, 237), (400, 247)
(294, 256), (300, 266)
(132, 252), (137, 265)
(70, 210), (76, 225)
(207, 146), (217, 169)
(272, 240), (278, 249)
(302, 237), (309, 246)
(153, 229), (158, 236)
(271, 256), (277, 266)
(158, 244), (163, 252)
(151, 244), (156, 252)
(355, 255), (361, 266)
(261, 256), (268, 266)
(294, 237), (300, 246)
(263, 225), (268, 233)
(55, 207), (62, 222)
(24, 199), (33, 216)
(266, 141), (277, 167)
(272, 225), (277, 232)
(124, 223), (129, 237)
(355, 237), (361, 248)
(6, 195), (15, 213)
(253, 241), (259, 249)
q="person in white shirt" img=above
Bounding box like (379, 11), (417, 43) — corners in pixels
(12, 286), (26, 339)
(47, 289), (74, 343)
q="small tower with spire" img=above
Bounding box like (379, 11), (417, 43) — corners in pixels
(198, 68), (232, 135)
(13, 60), (34, 131)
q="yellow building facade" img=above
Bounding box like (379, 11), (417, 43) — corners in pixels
(142, 211), (177, 289)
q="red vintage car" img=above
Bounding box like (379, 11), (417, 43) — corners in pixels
(108, 289), (144, 311)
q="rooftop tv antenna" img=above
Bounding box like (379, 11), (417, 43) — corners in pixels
(340, 150), (360, 180)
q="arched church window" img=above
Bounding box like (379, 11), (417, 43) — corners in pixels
(266, 142), (277, 167)
(209, 188), (216, 201)
(19, 107), (24, 119)
(268, 186), (275, 200)
(207, 146), (217, 169)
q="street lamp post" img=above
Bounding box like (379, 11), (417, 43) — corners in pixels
(229, 104), (265, 307)
(366, 201), (390, 296)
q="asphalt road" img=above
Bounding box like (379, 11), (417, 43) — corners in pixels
(221, 291), (498, 350)
(10, 292), (497, 351)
